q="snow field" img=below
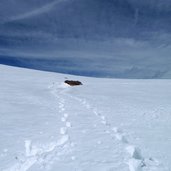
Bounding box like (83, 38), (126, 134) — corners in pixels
(0, 65), (171, 171)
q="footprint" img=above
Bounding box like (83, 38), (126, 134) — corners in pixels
(60, 127), (67, 135)
(64, 113), (68, 118)
(57, 135), (69, 146)
(115, 133), (128, 143)
(61, 117), (66, 122)
(25, 140), (32, 157)
(93, 110), (99, 116)
(101, 120), (107, 125)
(66, 122), (71, 128)
(71, 156), (76, 161)
(101, 116), (106, 120)
(105, 130), (110, 134)
(128, 158), (143, 171)
(70, 142), (75, 147)
(82, 100), (87, 105)
(60, 108), (65, 111)
(112, 127), (122, 133)
(126, 146), (143, 160)
(86, 104), (90, 109)
(59, 104), (64, 108)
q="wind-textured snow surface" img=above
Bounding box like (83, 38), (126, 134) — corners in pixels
(0, 64), (171, 171)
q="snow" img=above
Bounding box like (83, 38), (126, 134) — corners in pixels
(0, 64), (171, 171)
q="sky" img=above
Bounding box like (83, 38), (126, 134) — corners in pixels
(0, 0), (171, 78)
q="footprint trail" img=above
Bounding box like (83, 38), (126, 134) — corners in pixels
(66, 92), (164, 171)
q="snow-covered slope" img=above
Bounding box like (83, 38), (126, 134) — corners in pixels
(0, 64), (171, 171)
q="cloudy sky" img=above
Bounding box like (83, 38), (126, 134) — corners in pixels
(0, 0), (171, 78)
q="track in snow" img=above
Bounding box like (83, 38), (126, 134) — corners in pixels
(2, 135), (70, 171)
(58, 83), (165, 171)
(2, 81), (165, 171)
(2, 84), (72, 171)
